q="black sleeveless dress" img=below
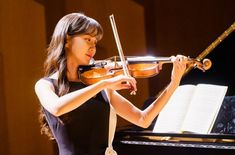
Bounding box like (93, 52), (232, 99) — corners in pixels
(42, 79), (110, 155)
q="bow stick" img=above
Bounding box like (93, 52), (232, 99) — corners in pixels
(109, 14), (136, 95)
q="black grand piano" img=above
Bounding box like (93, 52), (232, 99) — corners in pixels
(113, 26), (235, 155)
(114, 95), (235, 155)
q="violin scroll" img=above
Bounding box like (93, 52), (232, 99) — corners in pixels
(202, 58), (212, 70)
(187, 58), (212, 72)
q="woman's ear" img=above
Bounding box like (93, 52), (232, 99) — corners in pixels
(65, 35), (71, 49)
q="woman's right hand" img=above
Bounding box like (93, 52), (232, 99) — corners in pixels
(103, 75), (137, 91)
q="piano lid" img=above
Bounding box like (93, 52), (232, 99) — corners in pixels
(181, 30), (235, 96)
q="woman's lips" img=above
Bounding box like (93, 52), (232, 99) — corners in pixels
(86, 54), (93, 59)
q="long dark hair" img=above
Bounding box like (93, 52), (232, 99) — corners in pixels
(39, 12), (103, 140)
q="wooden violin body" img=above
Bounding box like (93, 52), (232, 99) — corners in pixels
(78, 56), (212, 85)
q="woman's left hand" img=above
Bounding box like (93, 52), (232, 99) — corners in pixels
(170, 55), (187, 84)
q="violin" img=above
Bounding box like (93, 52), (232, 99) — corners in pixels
(78, 55), (212, 85)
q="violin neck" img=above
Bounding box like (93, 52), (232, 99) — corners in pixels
(127, 56), (172, 64)
(154, 58), (172, 64)
(104, 56), (172, 64)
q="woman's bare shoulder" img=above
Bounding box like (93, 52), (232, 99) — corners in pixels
(35, 72), (58, 91)
(34, 78), (54, 93)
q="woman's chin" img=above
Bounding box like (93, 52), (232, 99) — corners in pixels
(80, 60), (90, 66)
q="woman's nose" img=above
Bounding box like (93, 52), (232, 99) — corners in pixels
(89, 46), (96, 53)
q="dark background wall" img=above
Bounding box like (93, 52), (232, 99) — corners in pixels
(0, 0), (234, 154)
(145, 0), (235, 96)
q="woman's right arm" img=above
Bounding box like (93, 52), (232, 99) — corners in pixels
(35, 75), (136, 117)
(35, 79), (108, 116)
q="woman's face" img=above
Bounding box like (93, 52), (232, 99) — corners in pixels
(66, 34), (97, 66)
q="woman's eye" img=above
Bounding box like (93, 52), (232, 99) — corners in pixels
(84, 37), (97, 45)
(85, 38), (91, 42)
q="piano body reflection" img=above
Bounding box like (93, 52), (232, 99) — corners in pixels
(114, 96), (235, 155)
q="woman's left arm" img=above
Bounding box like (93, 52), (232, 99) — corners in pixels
(108, 80), (179, 128)
(108, 55), (187, 128)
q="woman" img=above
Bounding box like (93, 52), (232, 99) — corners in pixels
(35, 12), (187, 155)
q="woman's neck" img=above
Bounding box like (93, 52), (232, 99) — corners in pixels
(67, 58), (80, 82)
